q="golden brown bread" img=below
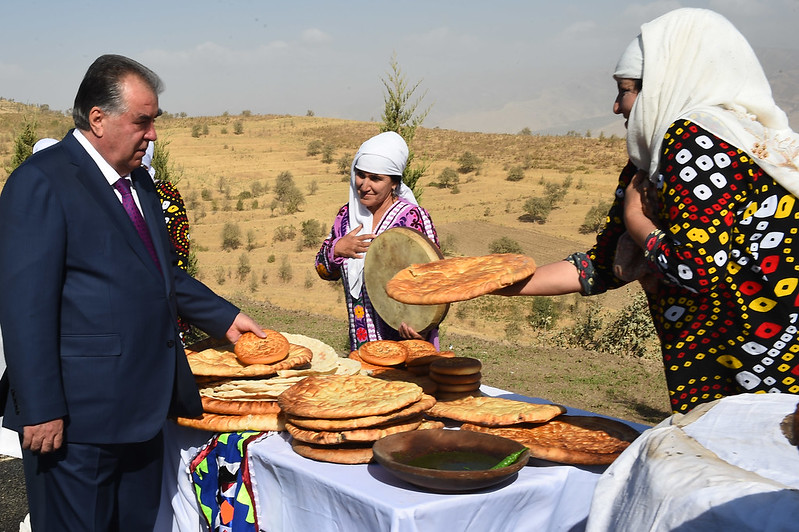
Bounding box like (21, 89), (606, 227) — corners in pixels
(234, 329), (290, 365)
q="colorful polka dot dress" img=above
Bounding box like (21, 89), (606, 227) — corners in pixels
(570, 120), (799, 413)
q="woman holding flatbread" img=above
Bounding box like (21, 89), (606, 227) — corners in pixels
(500, 8), (799, 414)
(316, 131), (440, 350)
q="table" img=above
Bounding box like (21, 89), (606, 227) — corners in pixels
(156, 386), (650, 532)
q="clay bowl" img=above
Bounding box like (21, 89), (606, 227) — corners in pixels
(372, 428), (529, 493)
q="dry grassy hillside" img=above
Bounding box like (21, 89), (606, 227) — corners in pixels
(0, 103), (638, 346)
(0, 101), (673, 423)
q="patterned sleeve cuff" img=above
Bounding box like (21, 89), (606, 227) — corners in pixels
(565, 252), (601, 295)
(642, 229), (666, 266)
(327, 236), (346, 266)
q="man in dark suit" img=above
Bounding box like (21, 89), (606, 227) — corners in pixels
(0, 54), (265, 531)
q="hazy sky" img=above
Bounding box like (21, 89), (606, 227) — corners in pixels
(2, 0), (798, 134)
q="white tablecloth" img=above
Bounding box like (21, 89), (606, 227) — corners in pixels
(586, 393), (799, 532)
(158, 386), (649, 532)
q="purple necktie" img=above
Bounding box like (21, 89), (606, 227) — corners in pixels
(113, 178), (162, 273)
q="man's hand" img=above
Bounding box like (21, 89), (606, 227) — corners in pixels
(22, 418), (64, 454)
(333, 224), (375, 259)
(224, 312), (266, 344)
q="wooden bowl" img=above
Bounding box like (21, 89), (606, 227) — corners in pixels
(372, 428), (529, 493)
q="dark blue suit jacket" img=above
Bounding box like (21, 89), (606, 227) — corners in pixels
(0, 131), (238, 444)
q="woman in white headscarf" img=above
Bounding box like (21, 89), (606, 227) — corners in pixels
(499, 8), (799, 414)
(316, 131), (439, 351)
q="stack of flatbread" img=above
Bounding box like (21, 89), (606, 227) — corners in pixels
(427, 396), (640, 465)
(278, 374), (442, 464)
(174, 333), (361, 433)
(348, 339), (465, 395)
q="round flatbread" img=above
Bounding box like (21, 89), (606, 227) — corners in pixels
(286, 394), (436, 431)
(461, 415), (640, 465)
(234, 329), (291, 365)
(286, 415), (423, 445)
(405, 350), (456, 368)
(174, 412), (286, 432)
(434, 381), (482, 393)
(188, 343), (313, 377)
(429, 356), (482, 376)
(369, 368), (438, 396)
(290, 440), (374, 464)
(277, 374), (424, 419)
(358, 340), (409, 367)
(348, 350), (384, 371)
(200, 395), (281, 415)
(386, 253), (537, 305)
(427, 396), (566, 426)
(429, 371), (482, 385)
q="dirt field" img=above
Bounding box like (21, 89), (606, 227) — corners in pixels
(0, 103), (671, 424)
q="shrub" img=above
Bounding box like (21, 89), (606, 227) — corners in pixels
(273, 225), (297, 242)
(306, 140), (323, 157)
(436, 167), (459, 188)
(527, 296), (559, 329)
(457, 151), (482, 174)
(221, 222), (242, 250)
(300, 219), (326, 249)
(274, 171), (305, 214)
(336, 155), (351, 175)
(237, 253), (251, 282)
(596, 291), (659, 359)
(191, 124), (201, 138)
(250, 181), (265, 197)
(522, 197), (552, 223)
(489, 237), (523, 254)
(307, 180), (319, 195)
(321, 144), (335, 164)
(580, 201), (612, 234)
(233, 121), (244, 135)
(506, 166), (524, 182)
(278, 256), (293, 283)
(544, 182), (567, 205)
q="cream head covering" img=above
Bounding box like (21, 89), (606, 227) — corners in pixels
(32, 138), (58, 154)
(345, 131), (417, 297)
(623, 8), (799, 197)
(141, 141), (156, 180)
(613, 35), (642, 80)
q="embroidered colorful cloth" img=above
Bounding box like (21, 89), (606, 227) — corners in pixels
(189, 431), (271, 532)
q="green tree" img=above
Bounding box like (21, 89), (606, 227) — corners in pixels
(321, 144), (335, 164)
(380, 53), (430, 200)
(457, 151), (482, 174)
(237, 253), (251, 282)
(274, 171), (305, 214)
(300, 219), (326, 249)
(151, 138), (183, 185)
(436, 167), (459, 189)
(8, 120), (37, 172)
(221, 222), (242, 250)
(522, 197), (552, 223)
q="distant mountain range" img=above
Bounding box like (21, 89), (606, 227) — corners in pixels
(518, 47), (799, 137)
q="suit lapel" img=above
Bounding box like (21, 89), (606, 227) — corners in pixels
(62, 133), (166, 282)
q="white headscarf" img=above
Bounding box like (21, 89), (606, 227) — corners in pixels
(141, 141), (156, 180)
(345, 131), (417, 297)
(33, 138), (58, 154)
(624, 8), (799, 197)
